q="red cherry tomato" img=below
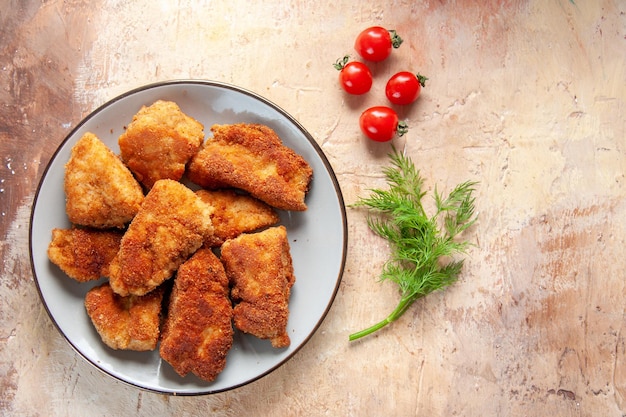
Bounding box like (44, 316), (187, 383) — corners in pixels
(333, 55), (373, 95)
(359, 106), (408, 142)
(354, 26), (403, 62)
(385, 72), (428, 105)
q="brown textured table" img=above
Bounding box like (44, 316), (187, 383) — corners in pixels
(2, 1), (625, 415)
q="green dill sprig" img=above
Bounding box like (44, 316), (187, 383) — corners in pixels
(349, 147), (478, 341)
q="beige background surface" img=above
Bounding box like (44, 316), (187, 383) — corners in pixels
(1, 0), (625, 415)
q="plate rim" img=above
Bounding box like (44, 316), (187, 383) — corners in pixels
(28, 79), (348, 395)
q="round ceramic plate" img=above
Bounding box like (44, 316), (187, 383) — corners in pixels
(29, 80), (347, 395)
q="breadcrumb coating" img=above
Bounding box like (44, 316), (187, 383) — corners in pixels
(64, 132), (144, 228)
(84, 282), (164, 351)
(187, 123), (312, 211)
(108, 179), (214, 296)
(160, 248), (233, 381)
(119, 100), (204, 189)
(220, 226), (295, 348)
(47, 227), (123, 282)
(196, 189), (280, 246)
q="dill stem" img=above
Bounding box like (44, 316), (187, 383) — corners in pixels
(349, 294), (417, 341)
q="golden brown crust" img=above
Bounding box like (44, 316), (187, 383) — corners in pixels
(84, 282), (164, 351)
(196, 189), (280, 246)
(47, 227), (123, 282)
(119, 100), (205, 189)
(64, 132), (144, 228)
(108, 179), (214, 296)
(187, 123), (313, 211)
(220, 226), (295, 348)
(160, 248), (233, 382)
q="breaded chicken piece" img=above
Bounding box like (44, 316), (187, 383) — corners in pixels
(196, 189), (280, 246)
(220, 226), (295, 348)
(108, 179), (214, 296)
(84, 282), (164, 351)
(47, 227), (123, 282)
(119, 100), (205, 189)
(160, 248), (233, 382)
(187, 123), (313, 211)
(65, 132), (144, 228)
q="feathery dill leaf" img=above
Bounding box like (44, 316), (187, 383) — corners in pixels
(349, 147), (478, 341)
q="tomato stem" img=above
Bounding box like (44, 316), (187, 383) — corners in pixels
(416, 73), (429, 87)
(389, 30), (403, 49)
(333, 55), (350, 71)
(397, 120), (409, 137)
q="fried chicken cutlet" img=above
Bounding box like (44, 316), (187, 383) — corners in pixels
(119, 100), (205, 189)
(160, 248), (233, 382)
(196, 189), (280, 246)
(187, 123), (313, 211)
(108, 179), (215, 296)
(220, 226), (295, 348)
(65, 132), (144, 228)
(85, 282), (164, 351)
(47, 227), (123, 282)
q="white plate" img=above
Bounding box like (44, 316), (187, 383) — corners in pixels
(29, 80), (347, 395)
